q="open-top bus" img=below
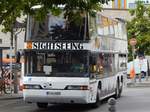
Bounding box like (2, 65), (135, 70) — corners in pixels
(23, 11), (128, 108)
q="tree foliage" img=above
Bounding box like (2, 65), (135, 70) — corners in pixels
(0, 0), (111, 32)
(127, 1), (150, 60)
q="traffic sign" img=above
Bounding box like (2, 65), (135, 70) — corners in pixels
(129, 38), (137, 46)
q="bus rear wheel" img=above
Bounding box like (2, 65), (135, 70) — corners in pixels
(119, 85), (123, 97)
(114, 83), (120, 99)
(114, 82), (122, 99)
(37, 103), (48, 108)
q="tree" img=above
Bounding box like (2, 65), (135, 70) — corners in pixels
(127, 1), (150, 60)
(0, 0), (111, 32)
(0, 0), (111, 94)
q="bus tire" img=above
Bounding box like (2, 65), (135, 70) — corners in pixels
(91, 92), (101, 108)
(119, 77), (123, 96)
(114, 83), (120, 99)
(119, 84), (123, 97)
(37, 103), (48, 108)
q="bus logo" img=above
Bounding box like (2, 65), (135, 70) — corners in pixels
(43, 83), (52, 88)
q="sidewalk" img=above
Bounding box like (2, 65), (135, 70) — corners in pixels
(0, 91), (23, 100)
(126, 77), (150, 88)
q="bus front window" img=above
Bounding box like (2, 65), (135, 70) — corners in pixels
(28, 13), (89, 40)
(25, 51), (89, 77)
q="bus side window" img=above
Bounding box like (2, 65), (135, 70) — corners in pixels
(89, 56), (97, 73)
(89, 16), (97, 39)
(100, 54), (113, 77)
(90, 54), (105, 78)
(96, 53), (104, 77)
(119, 54), (127, 71)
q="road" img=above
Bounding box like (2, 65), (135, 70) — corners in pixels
(0, 87), (150, 112)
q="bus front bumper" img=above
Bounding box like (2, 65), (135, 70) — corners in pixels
(23, 89), (90, 104)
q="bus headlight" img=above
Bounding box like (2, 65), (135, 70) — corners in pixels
(24, 84), (41, 89)
(66, 85), (88, 90)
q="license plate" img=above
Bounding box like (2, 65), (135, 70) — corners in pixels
(46, 91), (61, 95)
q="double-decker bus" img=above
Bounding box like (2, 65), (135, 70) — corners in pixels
(23, 11), (128, 108)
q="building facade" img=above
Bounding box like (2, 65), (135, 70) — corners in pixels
(0, 27), (25, 60)
(102, 0), (150, 21)
(103, 0), (150, 9)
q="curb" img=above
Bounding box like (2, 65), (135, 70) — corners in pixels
(0, 97), (23, 100)
(127, 82), (150, 88)
(0, 94), (23, 100)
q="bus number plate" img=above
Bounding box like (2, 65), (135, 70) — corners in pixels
(46, 92), (61, 95)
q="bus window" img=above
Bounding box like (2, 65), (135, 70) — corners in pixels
(89, 53), (98, 79)
(119, 54), (127, 71)
(111, 54), (116, 74)
(89, 53), (105, 78)
(89, 55), (97, 73)
(89, 53), (116, 78)
(25, 51), (88, 77)
(96, 53), (104, 78)
(36, 53), (45, 72)
(27, 13), (89, 41)
(89, 16), (97, 38)
(25, 52), (32, 74)
(102, 54), (114, 77)
(114, 23), (119, 38)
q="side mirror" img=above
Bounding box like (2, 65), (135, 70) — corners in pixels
(6, 54), (9, 59)
(16, 51), (21, 63)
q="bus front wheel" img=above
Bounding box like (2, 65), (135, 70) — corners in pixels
(91, 91), (101, 108)
(37, 102), (48, 108)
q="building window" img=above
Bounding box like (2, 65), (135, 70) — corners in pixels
(129, 3), (136, 9)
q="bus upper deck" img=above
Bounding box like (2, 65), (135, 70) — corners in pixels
(26, 12), (127, 41)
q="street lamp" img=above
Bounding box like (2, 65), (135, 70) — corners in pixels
(10, 20), (25, 94)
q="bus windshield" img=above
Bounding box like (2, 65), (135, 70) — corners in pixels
(27, 13), (89, 40)
(25, 51), (89, 77)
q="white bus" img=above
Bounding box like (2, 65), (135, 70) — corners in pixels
(23, 12), (128, 108)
